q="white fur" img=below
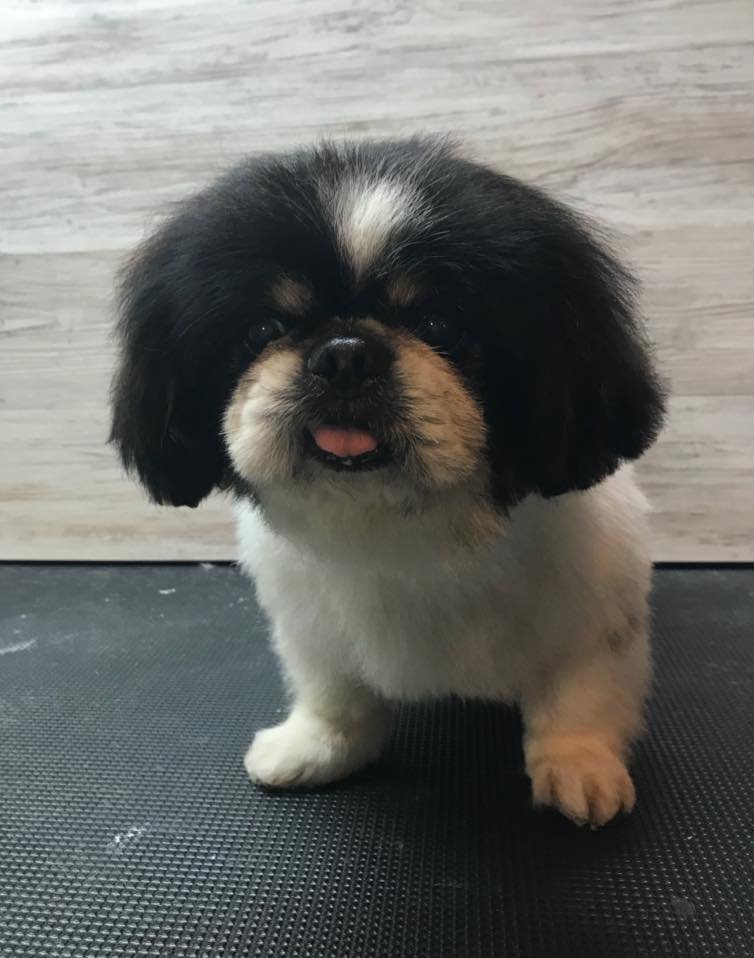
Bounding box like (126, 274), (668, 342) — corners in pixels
(332, 178), (420, 279)
(239, 467), (653, 826)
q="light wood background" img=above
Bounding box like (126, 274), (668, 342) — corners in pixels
(1, 0), (752, 561)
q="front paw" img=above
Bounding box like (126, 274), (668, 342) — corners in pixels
(528, 738), (636, 828)
(244, 711), (385, 789)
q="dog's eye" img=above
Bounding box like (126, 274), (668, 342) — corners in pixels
(246, 318), (287, 351)
(415, 315), (464, 350)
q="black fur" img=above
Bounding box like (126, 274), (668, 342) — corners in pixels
(110, 137), (665, 508)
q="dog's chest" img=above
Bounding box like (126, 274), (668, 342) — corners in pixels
(239, 505), (530, 702)
(318, 565), (522, 701)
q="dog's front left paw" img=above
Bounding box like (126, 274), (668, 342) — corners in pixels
(244, 711), (386, 789)
(528, 738), (636, 828)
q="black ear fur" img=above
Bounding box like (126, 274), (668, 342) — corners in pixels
(109, 216), (229, 508)
(470, 176), (666, 500)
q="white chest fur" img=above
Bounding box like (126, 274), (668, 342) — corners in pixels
(236, 468), (651, 705)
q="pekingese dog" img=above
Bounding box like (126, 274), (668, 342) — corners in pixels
(111, 138), (665, 827)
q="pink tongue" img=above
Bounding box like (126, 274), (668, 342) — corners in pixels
(312, 426), (378, 458)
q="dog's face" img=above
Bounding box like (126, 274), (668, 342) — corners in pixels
(223, 279), (487, 500)
(111, 139), (665, 521)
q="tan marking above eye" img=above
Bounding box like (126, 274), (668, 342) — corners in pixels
(269, 276), (313, 316)
(385, 274), (421, 308)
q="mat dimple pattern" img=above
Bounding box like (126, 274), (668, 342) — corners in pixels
(0, 565), (752, 957)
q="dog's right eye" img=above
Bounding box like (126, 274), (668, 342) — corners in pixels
(246, 318), (287, 352)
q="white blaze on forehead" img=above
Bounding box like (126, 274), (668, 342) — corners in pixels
(333, 178), (418, 279)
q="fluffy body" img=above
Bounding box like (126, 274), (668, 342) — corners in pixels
(110, 138), (666, 827)
(239, 467), (651, 826)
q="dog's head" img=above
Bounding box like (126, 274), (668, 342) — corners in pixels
(111, 138), (665, 526)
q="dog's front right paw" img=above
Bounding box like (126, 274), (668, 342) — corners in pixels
(245, 721), (344, 788)
(244, 710), (386, 789)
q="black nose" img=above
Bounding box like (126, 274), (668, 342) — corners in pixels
(306, 336), (392, 391)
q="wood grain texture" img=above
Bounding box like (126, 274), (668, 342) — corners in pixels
(1, 0), (753, 560)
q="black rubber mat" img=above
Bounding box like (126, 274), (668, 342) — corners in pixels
(0, 565), (752, 957)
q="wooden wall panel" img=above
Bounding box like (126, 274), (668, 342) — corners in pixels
(1, 0), (752, 560)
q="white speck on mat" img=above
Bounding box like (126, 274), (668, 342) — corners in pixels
(107, 823), (149, 851)
(0, 639), (37, 656)
(158, 588), (176, 595)
(200, 562), (215, 570)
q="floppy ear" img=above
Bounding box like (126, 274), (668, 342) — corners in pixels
(478, 191), (666, 500)
(109, 219), (229, 508)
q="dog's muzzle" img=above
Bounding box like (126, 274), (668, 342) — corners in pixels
(304, 333), (395, 470)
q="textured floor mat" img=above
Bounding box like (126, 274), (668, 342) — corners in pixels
(0, 565), (752, 957)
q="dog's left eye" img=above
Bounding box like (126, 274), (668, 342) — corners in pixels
(415, 315), (464, 350)
(246, 318), (287, 351)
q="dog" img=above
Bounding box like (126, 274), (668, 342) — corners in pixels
(111, 138), (665, 827)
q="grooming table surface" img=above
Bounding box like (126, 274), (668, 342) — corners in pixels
(0, 565), (752, 957)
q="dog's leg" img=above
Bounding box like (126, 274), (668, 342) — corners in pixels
(244, 665), (391, 789)
(521, 617), (650, 827)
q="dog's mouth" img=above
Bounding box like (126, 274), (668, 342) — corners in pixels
(306, 424), (392, 471)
